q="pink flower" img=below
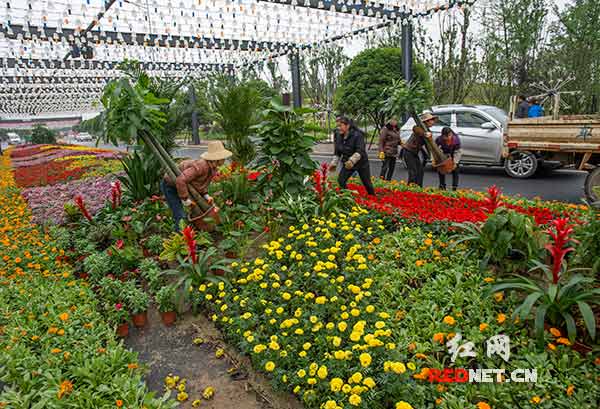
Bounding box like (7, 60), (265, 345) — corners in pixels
(115, 303), (123, 311)
(116, 239), (124, 249)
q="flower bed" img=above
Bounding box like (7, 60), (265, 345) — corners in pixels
(196, 209), (600, 409)
(22, 174), (123, 225)
(0, 151), (175, 408)
(350, 183), (579, 225)
(10, 144), (123, 188)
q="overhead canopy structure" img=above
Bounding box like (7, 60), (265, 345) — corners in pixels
(0, 0), (470, 117)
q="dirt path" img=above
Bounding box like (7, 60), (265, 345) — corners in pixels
(125, 308), (301, 409)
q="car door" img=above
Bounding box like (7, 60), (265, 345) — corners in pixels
(455, 110), (500, 164)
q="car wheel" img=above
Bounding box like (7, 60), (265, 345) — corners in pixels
(584, 167), (600, 205)
(504, 151), (538, 179)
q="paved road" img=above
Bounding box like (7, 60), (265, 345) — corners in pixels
(70, 140), (588, 204)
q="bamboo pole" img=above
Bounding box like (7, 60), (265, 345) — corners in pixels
(139, 133), (210, 213)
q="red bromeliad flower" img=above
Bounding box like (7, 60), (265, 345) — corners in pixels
(110, 181), (122, 210)
(481, 185), (504, 213)
(545, 218), (576, 284)
(116, 239), (124, 249)
(313, 162), (330, 208)
(74, 195), (93, 222)
(181, 225), (198, 264)
(247, 171), (261, 181)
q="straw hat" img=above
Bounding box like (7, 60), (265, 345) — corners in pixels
(420, 112), (438, 122)
(201, 141), (232, 161)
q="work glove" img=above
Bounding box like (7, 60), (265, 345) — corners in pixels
(344, 160), (354, 170)
(378, 152), (385, 160)
(204, 194), (214, 204)
(182, 198), (194, 207)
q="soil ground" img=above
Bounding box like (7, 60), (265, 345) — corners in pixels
(125, 307), (301, 409)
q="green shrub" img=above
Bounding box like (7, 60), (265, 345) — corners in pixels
(30, 124), (57, 144)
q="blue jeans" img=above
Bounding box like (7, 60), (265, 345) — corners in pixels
(160, 180), (186, 231)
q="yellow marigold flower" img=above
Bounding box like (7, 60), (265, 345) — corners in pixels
(359, 353), (372, 367)
(317, 366), (328, 379)
(432, 332), (445, 344)
(366, 305), (375, 313)
(297, 369), (306, 378)
(338, 321), (347, 332)
(324, 400), (338, 409)
(362, 377), (376, 389)
(396, 402), (414, 409)
(476, 403), (491, 409)
(192, 399), (202, 407)
(265, 361), (275, 372)
(392, 362), (406, 374)
(494, 292), (504, 302)
(202, 386), (215, 400)
(547, 343), (557, 351)
(497, 313), (506, 324)
(557, 337), (571, 346)
(442, 315), (456, 326)
(348, 394), (361, 406)
(549, 327), (561, 337)
(479, 323), (489, 332)
(407, 362), (416, 371)
(303, 342), (312, 350)
(58, 312), (69, 321)
(177, 383), (186, 392)
(530, 396), (541, 404)
(483, 277), (494, 283)
(177, 391), (188, 401)
(342, 383), (352, 394)
(330, 377), (343, 392)
(215, 348), (224, 358)
(51, 348), (62, 354)
(350, 372), (362, 384)
(415, 260), (425, 267)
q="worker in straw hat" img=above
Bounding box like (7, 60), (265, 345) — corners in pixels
(160, 140), (232, 231)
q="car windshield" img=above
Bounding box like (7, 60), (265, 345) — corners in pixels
(481, 106), (508, 124)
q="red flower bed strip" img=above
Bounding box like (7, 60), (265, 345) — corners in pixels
(13, 159), (86, 188)
(350, 184), (560, 225)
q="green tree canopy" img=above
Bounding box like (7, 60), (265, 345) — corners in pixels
(30, 124), (56, 144)
(334, 47), (432, 129)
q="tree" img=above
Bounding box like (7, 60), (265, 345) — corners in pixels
(334, 47), (432, 132)
(544, 0), (600, 113)
(417, 5), (479, 104)
(474, 0), (549, 108)
(31, 124), (56, 144)
(300, 45), (347, 108)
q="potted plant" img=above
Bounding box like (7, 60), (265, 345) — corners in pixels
(111, 302), (130, 337)
(127, 287), (150, 328)
(155, 285), (177, 326)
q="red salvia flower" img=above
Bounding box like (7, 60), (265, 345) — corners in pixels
(545, 218), (575, 284)
(181, 225), (198, 264)
(74, 195), (93, 222)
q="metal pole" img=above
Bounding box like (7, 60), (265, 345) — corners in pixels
(190, 84), (200, 145)
(401, 19), (413, 123)
(291, 51), (302, 108)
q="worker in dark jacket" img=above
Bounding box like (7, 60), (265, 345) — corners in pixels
(330, 116), (375, 196)
(403, 113), (437, 187)
(378, 119), (401, 181)
(515, 95), (529, 118)
(435, 127), (463, 190)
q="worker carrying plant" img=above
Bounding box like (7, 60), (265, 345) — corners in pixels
(160, 141), (232, 231)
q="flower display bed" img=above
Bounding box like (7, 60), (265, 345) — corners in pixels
(10, 144), (122, 188)
(1, 145), (598, 409)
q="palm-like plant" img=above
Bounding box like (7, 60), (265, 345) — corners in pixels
(490, 218), (600, 344)
(213, 83), (263, 166)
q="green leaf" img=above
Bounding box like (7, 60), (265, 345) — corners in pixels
(534, 304), (549, 343)
(564, 312), (577, 342)
(515, 292), (544, 319)
(576, 301), (596, 340)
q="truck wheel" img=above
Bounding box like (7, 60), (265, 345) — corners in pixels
(504, 151), (538, 179)
(584, 167), (600, 204)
